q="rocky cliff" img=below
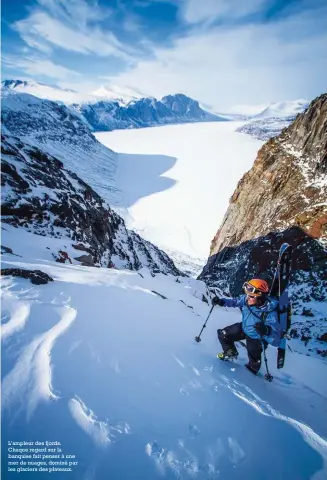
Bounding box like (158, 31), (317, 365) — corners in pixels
(1, 89), (120, 207)
(72, 93), (224, 132)
(200, 94), (327, 357)
(1, 133), (182, 276)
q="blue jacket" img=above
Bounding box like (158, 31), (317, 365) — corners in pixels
(221, 295), (281, 346)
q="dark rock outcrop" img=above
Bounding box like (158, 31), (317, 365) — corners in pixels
(1, 89), (119, 206)
(1, 269), (54, 285)
(1, 134), (183, 276)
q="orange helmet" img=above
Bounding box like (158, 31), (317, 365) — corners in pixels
(243, 279), (269, 296)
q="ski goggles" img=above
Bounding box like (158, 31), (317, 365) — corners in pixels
(242, 282), (263, 297)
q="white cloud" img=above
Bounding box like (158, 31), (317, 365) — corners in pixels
(3, 55), (80, 80)
(36, 0), (112, 28)
(6, 0), (326, 110)
(109, 6), (327, 111)
(180, 0), (267, 24)
(12, 0), (135, 61)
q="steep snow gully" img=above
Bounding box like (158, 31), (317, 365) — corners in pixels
(1, 106), (327, 479)
(1, 242), (327, 479)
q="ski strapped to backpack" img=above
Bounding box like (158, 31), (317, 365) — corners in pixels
(270, 243), (293, 369)
(242, 243), (293, 373)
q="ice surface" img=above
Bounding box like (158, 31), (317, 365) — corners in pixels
(96, 122), (263, 261)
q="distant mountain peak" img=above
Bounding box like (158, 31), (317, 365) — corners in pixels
(2, 79), (32, 88)
(1, 79), (93, 104)
(90, 84), (148, 104)
(1, 78), (226, 130)
(255, 99), (309, 119)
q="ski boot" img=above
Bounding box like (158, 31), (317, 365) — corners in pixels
(217, 348), (238, 361)
(245, 363), (259, 375)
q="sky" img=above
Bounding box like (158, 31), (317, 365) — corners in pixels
(1, 0), (327, 112)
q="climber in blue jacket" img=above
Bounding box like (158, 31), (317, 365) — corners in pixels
(212, 278), (281, 375)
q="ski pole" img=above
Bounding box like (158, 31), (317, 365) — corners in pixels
(195, 305), (214, 343)
(261, 340), (273, 381)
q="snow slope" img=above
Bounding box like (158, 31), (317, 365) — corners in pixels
(1, 89), (121, 207)
(236, 100), (309, 140)
(1, 135), (182, 276)
(1, 234), (327, 479)
(1, 80), (95, 104)
(236, 116), (296, 141)
(91, 84), (148, 104)
(254, 100), (309, 119)
(2, 80), (147, 105)
(95, 122), (264, 262)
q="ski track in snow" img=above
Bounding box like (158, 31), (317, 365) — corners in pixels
(1, 257), (327, 479)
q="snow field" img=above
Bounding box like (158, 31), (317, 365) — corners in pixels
(1, 234), (327, 479)
(95, 122), (263, 261)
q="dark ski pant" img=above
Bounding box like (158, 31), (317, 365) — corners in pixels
(218, 322), (266, 373)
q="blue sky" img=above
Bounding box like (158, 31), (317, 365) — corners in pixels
(2, 0), (327, 111)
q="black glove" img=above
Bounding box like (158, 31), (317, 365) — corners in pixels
(254, 322), (271, 337)
(212, 296), (224, 307)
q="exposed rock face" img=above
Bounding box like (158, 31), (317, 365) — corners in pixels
(1, 134), (182, 276)
(236, 116), (296, 141)
(72, 93), (225, 132)
(199, 94), (327, 357)
(211, 94), (327, 254)
(1, 81), (226, 131)
(1, 269), (54, 285)
(1, 89), (119, 206)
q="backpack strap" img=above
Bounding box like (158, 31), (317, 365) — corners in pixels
(245, 302), (268, 323)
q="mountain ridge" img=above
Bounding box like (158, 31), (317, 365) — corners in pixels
(1, 132), (183, 276)
(199, 93), (327, 357)
(2, 79), (226, 131)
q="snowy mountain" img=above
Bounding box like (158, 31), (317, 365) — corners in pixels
(91, 84), (148, 104)
(237, 99), (309, 140)
(0, 87), (226, 276)
(2, 80), (226, 132)
(236, 116), (296, 141)
(72, 93), (226, 131)
(1, 80), (327, 480)
(1, 79), (95, 104)
(254, 99), (309, 119)
(200, 93), (327, 358)
(1, 133), (182, 276)
(1, 88), (121, 206)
